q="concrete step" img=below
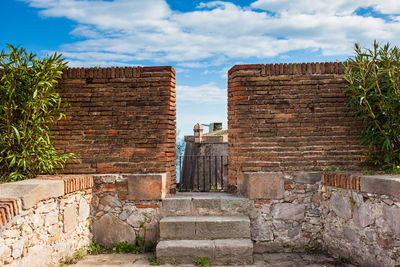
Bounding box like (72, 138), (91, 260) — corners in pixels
(160, 216), (250, 240)
(162, 192), (249, 216)
(156, 239), (253, 265)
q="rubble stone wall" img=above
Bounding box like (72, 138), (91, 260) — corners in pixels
(249, 173), (322, 254)
(91, 174), (161, 248)
(0, 176), (93, 267)
(249, 172), (400, 267)
(320, 174), (400, 267)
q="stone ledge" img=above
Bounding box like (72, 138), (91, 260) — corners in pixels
(0, 179), (64, 210)
(37, 175), (93, 194)
(360, 175), (400, 198)
(322, 173), (400, 198)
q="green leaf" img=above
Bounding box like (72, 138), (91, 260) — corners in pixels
(12, 126), (20, 144)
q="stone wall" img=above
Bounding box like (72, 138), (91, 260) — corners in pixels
(248, 172), (322, 254)
(227, 63), (366, 192)
(54, 66), (176, 192)
(91, 174), (161, 248)
(0, 176), (93, 266)
(320, 174), (400, 266)
(247, 172), (400, 266)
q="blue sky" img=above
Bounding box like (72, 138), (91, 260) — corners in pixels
(2, 0), (400, 137)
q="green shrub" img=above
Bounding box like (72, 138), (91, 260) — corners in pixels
(0, 44), (77, 182)
(343, 41), (400, 171)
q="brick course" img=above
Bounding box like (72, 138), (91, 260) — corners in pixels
(228, 63), (366, 190)
(53, 66), (176, 191)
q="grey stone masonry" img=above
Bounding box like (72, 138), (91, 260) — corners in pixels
(161, 192), (249, 216)
(156, 192), (253, 265)
(160, 216), (250, 240)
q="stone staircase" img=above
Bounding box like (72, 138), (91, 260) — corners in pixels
(156, 193), (253, 265)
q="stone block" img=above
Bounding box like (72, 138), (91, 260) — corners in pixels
(125, 173), (167, 201)
(192, 198), (221, 215)
(361, 175), (400, 198)
(243, 172), (284, 200)
(156, 240), (213, 264)
(63, 205), (78, 233)
(78, 197), (90, 221)
(214, 239), (253, 265)
(11, 239), (25, 259)
(293, 172), (322, 184)
(195, 216), (250, 239)
(353, 200), (374, 228)
(160, 217), (196, 240)
(92, 214), (136, 247)
(329, 193), (351, 220)
(220, 198), (249, 215)
(272, 203), (305, 220)
(161, 198), (192, 216)
(383, 204), (400, 235)
(0, 179), (64, 210)
(251, 216), (274, 241)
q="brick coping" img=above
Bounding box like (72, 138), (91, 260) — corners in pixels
(62, 66), (175, 79)
(228, 62), (344, 76)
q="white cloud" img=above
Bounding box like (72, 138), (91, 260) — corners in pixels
(23, 0), (400, 66)
(176, 83), (227, 104)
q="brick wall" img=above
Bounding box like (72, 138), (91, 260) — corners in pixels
(53, 66), (176, 191)
(228, 63), (366, 190)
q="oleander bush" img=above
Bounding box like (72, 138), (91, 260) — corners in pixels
(343, 41), (400, 171)
(0, 44), (77, 183)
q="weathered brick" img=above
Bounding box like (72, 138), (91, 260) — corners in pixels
(228, 63), (366, 191)
(53, 67), (176, 191)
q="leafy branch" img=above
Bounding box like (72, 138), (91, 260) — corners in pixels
(343, 41), (400, 170)
(0, 44), (77, 182)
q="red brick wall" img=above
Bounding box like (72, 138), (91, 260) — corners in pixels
(53, 66), (176, 191)
(228, 63), (366, 190)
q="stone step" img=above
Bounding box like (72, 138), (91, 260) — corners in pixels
(156, 239), (253, 265)
(160, 216), (250, 240)
(162, 192), (249, 216)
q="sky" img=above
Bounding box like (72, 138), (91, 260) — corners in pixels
(2, 0), (400, 137)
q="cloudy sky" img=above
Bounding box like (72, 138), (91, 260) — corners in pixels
(2, 0), (400, 136)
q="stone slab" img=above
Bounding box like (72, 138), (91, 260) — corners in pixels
(293, 172), (322, 184)
(214, 239), (253, 265)
(243, 172), (284, 199)
(156, 240), (214, 264)
(162, 193), (249, 216)
(361, 175), (400, 198)
(160, 216), (250, 240)
(0, 179), (64, 209)
(161, 198), (192, 216)
(125, 173), (167, 201)
(160, 217), (196, 240)
(195, 216), (250, 239)
(192, 198), (222, 215)
(71, 252), (358, 267)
